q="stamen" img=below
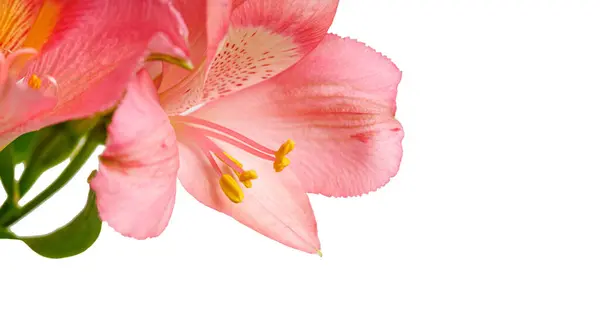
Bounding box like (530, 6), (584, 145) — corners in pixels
(190, 142), (222, 175)
(194, 135), (246, 177)
(185, 129), (255, 196)
(276, 139), (295, 158)
(174, 116), (298, 202)
(202, 129), (276, 162)
(239, 170), (258, 182)
(214, 152), (244, 174)
(205, 151), (222, 176)
(219, 174), (244, 203)
(172, 116), (276, 154)
(28, 74), (41, 89)
(224, 152), (243, 167)
(188, 139), (245, 203)
(273, 157), (290, 172)
(273, 139), (295, 172)
(238, 170), (258, 188)
(223, 152), (257, 188)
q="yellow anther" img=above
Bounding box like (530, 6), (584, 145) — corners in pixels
(273, 139), (294, 172)
(28, 74), (42, 89)
(239, 169), (257, 182)
(273, 157), (290, 172)
(219, 174), (244, 203)
(237, 170), (257, 188)
(222, 153), (257, 188)
(275, 139), (295, 160)
(238, 170), (257, 188)
(240, 180), (253, 188)
(316, 249), (323, 257)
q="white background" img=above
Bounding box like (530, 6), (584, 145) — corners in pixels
(2, 0), (600, 310)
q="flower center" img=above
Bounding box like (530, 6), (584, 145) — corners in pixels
(172, 116), (294, 204)
(1, 48), (55, 95)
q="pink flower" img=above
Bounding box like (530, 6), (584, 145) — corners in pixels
(91, 0), (404, 255)
(0, 0), (190, 149)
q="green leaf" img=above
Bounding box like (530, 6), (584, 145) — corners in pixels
(0, 145), (18, 223)
(11, 130), (43, 165)
(0, 228), (16, 240)
(11, 117), (99, 167)
(19, 187), (102, 259)
(0, 145), (16, 198)
(18, 125), (83, 196)
(35, 125), (81, 170)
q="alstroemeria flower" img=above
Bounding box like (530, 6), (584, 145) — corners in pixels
(0, 0), (190, 149)
(91, 0), (404, 255)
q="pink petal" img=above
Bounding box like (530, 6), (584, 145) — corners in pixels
(157, 0), (238, 93)
(161, 0), (339, 115)
(21, 0), (190, 127)
(90, 70), (179, 239)
(192, 34), (403, 197)
(171, 0), (243, 68)
(176, 126), (320, 254)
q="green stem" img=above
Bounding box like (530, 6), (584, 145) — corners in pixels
(0, 129), (102, 227)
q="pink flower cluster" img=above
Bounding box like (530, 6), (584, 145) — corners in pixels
(1, 0), (403, 255)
